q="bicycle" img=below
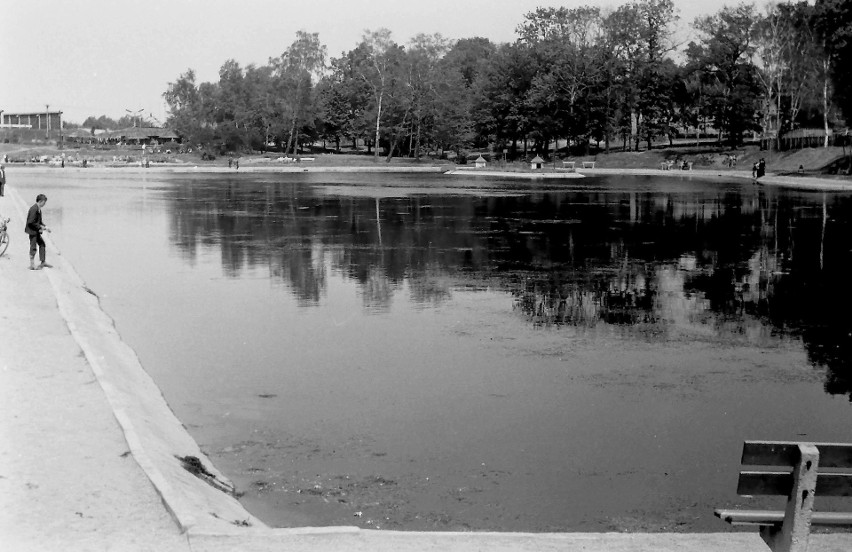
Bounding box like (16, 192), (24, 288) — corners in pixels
(0, 218), (9, 257)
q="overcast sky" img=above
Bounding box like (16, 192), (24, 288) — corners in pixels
(1, 0), (738, 125)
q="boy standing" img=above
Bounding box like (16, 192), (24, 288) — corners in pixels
(25, 194), (51, 270)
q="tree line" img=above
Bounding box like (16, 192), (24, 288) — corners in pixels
(162, 0), (852, 160)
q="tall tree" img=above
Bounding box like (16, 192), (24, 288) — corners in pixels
(405, 33), (450, 158)
(357, 29), (400, 160)
(521, 6), (607, 155)
(601, 5), (642, 151)
(164, 69), (205, 145)
(814, 0), (852, 141)
(633, 0), (679, 150)
(690, 4), (762, 146)
(243, 64), (276, 150)
(471, 43), (536, 157)
(442, 37), (496, 87)
(271, 31), (327, 154)
(318, 52), (373, 151)
(216, 59), (250, 151)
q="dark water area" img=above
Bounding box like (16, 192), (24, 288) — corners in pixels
(13, 171), (852, 532)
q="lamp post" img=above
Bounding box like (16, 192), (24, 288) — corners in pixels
(125, 108), (144, 128)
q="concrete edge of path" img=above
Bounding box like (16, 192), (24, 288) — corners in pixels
(573, 167), (852, 191)
(7, 187), (265, 535)
(7, 163), (852, 191)
(6, 164), (449, 174)
(190, 530), (852, 552)
(7, 183), (851, 551)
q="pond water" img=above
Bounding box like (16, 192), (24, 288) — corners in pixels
(12, 170), (852, 532)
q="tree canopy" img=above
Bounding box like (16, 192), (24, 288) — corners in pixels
(162, 0), (852, 158)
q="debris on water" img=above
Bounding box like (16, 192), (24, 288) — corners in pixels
(178, 455), (213, 477)
(176, 454), (237, 496)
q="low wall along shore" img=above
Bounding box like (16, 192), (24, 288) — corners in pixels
(5, 162), (852, 191)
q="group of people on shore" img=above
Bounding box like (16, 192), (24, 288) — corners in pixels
(752, 158), (766, 180)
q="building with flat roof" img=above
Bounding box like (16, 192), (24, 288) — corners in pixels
(1, 110), (63, 131)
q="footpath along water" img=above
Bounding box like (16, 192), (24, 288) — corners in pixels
(0, 189), (192, 550)
(6, 168), (852, 537)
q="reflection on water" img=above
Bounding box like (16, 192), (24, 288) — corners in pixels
(168, 179), (852, 399)
(15, 171), (852, 532)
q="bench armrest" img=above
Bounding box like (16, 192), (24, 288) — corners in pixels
(715, 509), (852, 527)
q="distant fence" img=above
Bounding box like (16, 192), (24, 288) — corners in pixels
(760, 129), (851, 151)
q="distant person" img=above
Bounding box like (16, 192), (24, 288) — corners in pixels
(752, 162), (759, 180)
(25, 194), (51, 270)
(228, 157), (233, 168)
(757, 158), (766, 179)
(0, 164), (6, 196)
(234, 159), (239, 170)
(798, 164), (804, 174)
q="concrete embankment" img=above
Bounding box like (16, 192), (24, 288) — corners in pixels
(572, 167), (852, 191)
(7, 162), (852, 191)
(5, 163), (449, 175)
(444, 169), (585, 178)
(1, 184), (850, 551)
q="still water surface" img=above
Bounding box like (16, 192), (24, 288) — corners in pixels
(13, 171), (852, 532)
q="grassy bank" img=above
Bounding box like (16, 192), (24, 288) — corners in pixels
(1, 142), (849, 178)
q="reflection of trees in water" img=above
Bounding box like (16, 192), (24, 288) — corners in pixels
(407, 268), (453, 306)
(167, 182), (487, 306)
(512, 272), (658, 329)
(270, 244), (327, 306)
(166, 181), (852, 399)
(362, 267), (395, 311)
(744, 193), (852, 400)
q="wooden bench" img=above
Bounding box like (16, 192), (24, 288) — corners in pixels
(581, 161), (595, 169)
(715, 441), (852, 552)
(561, 160), (576, 171)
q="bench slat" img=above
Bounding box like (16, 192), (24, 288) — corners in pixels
(742, 441), (852, 468)
(715, 509), (852, 526)
(738, 471), (852, 496)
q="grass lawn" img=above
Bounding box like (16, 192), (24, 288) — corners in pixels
(1, 141), (849, 176)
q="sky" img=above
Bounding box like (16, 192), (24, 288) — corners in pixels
(1, 0), (736, 125)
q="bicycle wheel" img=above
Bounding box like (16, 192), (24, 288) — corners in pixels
(0, 231), (8, 257)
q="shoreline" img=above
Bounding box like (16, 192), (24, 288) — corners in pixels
(5, 163), (851, 191)
(2, 182), (851, 551)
